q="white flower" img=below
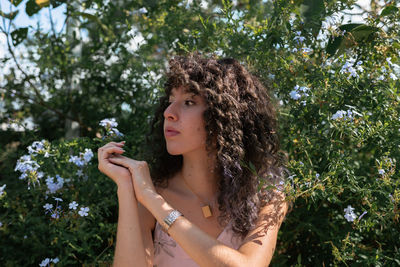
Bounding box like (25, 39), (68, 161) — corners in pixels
(109, 128), (124, 137)
(290, 90), (301, 100)
(53, 197), (63, 202)
(51, 212), (60, 219)
(340, 59), (363, 79)
(332, 110), (345, 120)
(358, 211), (367, 221)
(83, 149), (94, 163)
(0, 222), (3, 227)
(0, 184), (6, 197)
(69, 155), (85, 168)
(39, 258), (50, 266)
(15, 155), (40, 180)
(99, 118), (118, 129)
(377, 75), (385, 81)
(344, 205), (355, 213)
(344, 205), (357, 222)
(45, 176), (64, 194)
(43, 203), (53, 210)
(293, 31), (306, 44)
(378, 169), (385, 175)
(302, 47), (312, 54)
(76, 169), (84, 177)
(138, 7), (148, 14)
(69, 201), (79, 210)
(389, 73), (398, 80)
(344, 212), (357, 222)
(27, 140), (47, 156)
(78, 207), (90, 217)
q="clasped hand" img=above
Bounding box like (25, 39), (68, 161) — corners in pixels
(97, 141), (156, 203)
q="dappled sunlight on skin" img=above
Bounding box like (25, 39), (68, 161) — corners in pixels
(242, 190), (290, 246)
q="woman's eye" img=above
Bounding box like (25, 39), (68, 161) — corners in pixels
(185, 100), (195, 106)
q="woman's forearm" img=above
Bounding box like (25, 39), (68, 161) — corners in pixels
(143, 191), (248, 267)
(113, 185), (149, 267)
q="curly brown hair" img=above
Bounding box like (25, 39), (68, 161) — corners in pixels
(143, 52), (288, 239)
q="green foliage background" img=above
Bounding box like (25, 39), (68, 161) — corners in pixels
(0, 0), (399, 265)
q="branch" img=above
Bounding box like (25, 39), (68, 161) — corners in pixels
(48, 5), (56, 36)
(1, 27), (89, 131)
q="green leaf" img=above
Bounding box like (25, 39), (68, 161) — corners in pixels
(25, 0), (42, 16)
(11, 27), (28, 46)
(299, 0), (325, 37)
(50, 0), (66, 8)
(8, 0), (23, 7)
(351, 24), (380, 42)
(380, 5), (398, 17)
(326, 24), (380, 56)
(0, 10), (19, 20)
(74, 11), (115, 38)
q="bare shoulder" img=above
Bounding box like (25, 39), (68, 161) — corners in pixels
(237, 190), (289, 266)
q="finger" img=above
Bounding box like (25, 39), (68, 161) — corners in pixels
(107, 141), (125, 147)
(100, 146), (125, 160)
(103, 142), (125, 149)
(108, 156), (128, 167)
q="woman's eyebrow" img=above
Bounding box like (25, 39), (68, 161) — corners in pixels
(169, 91), (197, 97)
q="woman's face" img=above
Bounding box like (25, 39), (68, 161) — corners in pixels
(163, 86), (208, 156)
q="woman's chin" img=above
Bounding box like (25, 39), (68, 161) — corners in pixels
(166, 148), (183, 156)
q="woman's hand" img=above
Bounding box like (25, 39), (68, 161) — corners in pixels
(97, 141), (133, 189)
(107, 155), (156, 204)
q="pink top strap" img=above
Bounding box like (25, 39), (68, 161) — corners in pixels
(153, 220), (243, 267)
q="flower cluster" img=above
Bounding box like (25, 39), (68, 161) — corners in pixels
(70, 200), (90, 217)
(290, 31), (313, 55)
(43, 197), (63, 219)
(68, 148), (94, 180)
(68, 148), (94, 168)
(289, 85), (310, 105)
(45, 175), (65, 194)
(27, 140), (51, 157)
(15, 154), (44, 189)
(43, 198), (90, 220)
(340, 60), (364, 79)
(39, 257), (59, 266)
(293, 31), (306, 44)
(99, 118), (124, 139)
(376, 57), (399, 81)
(331, 109), (356, 121)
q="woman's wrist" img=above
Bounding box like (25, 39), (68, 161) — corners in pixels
(143, 191), (175, 225)
(117, 181), (136, 197)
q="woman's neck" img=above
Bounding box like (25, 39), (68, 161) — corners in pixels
(178, 150), (219, 202)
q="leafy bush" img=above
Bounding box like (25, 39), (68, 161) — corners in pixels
(1, 0), (399, 266)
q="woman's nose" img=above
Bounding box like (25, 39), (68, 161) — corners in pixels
(164, 102), (178, 121)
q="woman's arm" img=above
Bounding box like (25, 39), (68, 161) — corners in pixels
(106, 154), (288, 266)
(97, 142), (151, 266)
(143, 190), (288, 267)
(113, 185), (149, 267)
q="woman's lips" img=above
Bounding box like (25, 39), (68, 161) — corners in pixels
(165, 130), (180, 137)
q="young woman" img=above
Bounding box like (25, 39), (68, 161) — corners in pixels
(97, 53), (290, 267)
